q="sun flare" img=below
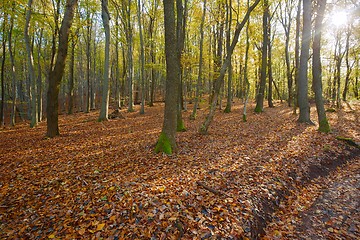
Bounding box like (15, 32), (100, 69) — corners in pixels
(331, 10), (348, 27)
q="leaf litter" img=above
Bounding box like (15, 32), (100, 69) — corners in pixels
(0, 100), (359, 239)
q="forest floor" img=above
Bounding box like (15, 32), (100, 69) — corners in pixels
(0, 100), (359, 239)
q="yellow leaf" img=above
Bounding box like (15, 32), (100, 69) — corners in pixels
(96, 223), (105, 231)
(168, 216), (177, 221)
(48, 234), (56, 239)
(108, 186), (115, 191)
(158, 186), (166, 193)
(110, 215), (116, 221)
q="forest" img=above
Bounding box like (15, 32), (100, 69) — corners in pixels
(0, 0), (359, 239)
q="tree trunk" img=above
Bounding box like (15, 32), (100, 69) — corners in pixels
(200, 0), (261, 134)
(115, 13), (121, 109)
(24, 0), (38, 128)
(155, 0), (179, 154)
(99, 0), (111, 121)
(8, 12), (16, 127)
(137, 0), (146, 114)
(68, 38), (76, 114)
(224, 0), (233, 113)
(127, 0), (134, 112)
(312, 0), (330, 133)
(294, 0), (301, 114)
(243, 0), (251, 122)
(254, 0), (269, 113)
(36, 29), (43, 121)
(342, 25), (352, 101)
(267, 14), (274, 108)
(190, 0), (207, 120)
(1, 17), (6, 127)
(86, 11), (92, 113)
(297, 0), (313, 124)
(176, 0), (186, 132)
(46, 0), (78, 137)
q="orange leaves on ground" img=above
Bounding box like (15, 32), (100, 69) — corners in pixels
(0, 101), (359, 239)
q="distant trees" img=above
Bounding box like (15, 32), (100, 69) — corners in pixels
(0, 0), (359, 140)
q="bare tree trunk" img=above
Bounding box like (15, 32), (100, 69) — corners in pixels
(24, 0), (38, 128)
(99, 0), (111, 121)
(9, 11), (16, 127)
(137, 0), (146, 114)
(46, 0), (78, 137)
(293, 0), (301, 114)
(1, 16), (7, 127)
(36, 29), (43, 121)
(297, 0), (313, 124)
(254, 0), (269, 113)
(342, 25), (353, 101)
(267, 14), (274, 108)
(68, 37), (76, 114)
(243, 0), (251, 122)
(127, 0), (134, 112)
(85, 10), (92, 113)
(200, 0), (261, 134)
(115, 13), (121, 109)
(312, 0), (330, 132)
(190, 0), (206, 120)
(176, 0), (186, 132)
(224, 0), (233, 113)
(155, 0), (179, 154)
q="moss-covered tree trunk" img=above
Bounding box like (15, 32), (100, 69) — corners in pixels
(155, 0), (179, 154)
(312, 0), (330, 133)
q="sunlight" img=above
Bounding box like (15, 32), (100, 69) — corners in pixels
(330, 10), (348, 27)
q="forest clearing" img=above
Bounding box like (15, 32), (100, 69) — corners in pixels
(1, 100), (359, 239)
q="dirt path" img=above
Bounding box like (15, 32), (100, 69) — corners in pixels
(264, 154), (360, 239)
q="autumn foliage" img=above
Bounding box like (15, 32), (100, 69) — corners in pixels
(0, 100), (359, 239)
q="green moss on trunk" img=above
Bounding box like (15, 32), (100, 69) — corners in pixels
(242, 114), (247, 122)
(318, 119), (330, 133)
(223, 106), (231, 113)
(155, 132), (172, 154)
(254, 105), (263, 113)
(177, 119), (186, 132)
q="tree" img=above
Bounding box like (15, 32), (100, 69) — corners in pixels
(254, 0), (269, 113)
(312, 0), (330, 132)
(176, 0), (186, 132)
(137, 0), (146, 114)
(46, 0), (78, 137)
(278, 0), (295, 107)
(8, 4), (17, 127)
(243, 0), (251, 122)
(155, 0), (179, 154)
(200, 0), (261, 134)
(297, 0), (312, 124)
(24, 0), (38, 128)
(224, 0), (233, 113)
(293, 0), (301, 114)
(99, 0), (111, 121)
(190, 0), (207, 120)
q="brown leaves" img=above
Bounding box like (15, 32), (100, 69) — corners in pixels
(0, 101), (359, 238)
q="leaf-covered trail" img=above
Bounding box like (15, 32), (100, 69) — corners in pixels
(264, 155), (359, 239)
(0, 100), (359, 239)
